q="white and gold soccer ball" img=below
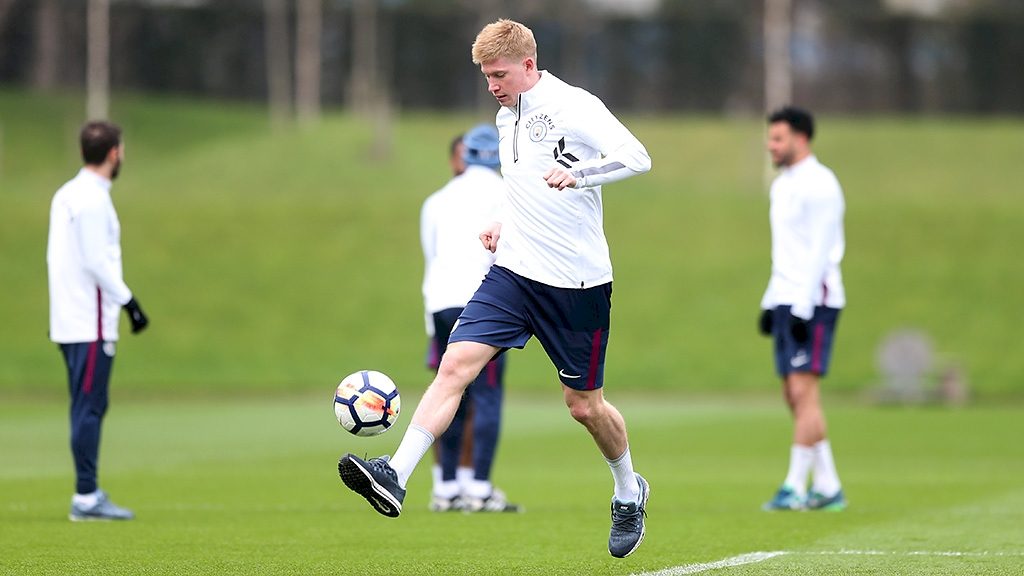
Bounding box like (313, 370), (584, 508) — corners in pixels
(333, 370), (401, 437)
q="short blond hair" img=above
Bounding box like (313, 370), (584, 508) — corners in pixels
(471, 19), (537, 65)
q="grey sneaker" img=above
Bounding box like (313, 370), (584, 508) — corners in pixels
(69, 490), (134, 522)
(461, 487), (523, 513)
(338, 454), (406, 518)
(608, 474), (649, 558)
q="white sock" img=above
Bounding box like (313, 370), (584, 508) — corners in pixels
(431, 464), (442, 493)
(606, 447), (641, 502)
(72, 490), (100, 508)
(811, 439), (842, 496)
(784, 444), (815, 497)
(434, 480), (460, 499)
(456, 466), (473, 493)
(389, 424), (434, 489)
(465, 479), (493, 500)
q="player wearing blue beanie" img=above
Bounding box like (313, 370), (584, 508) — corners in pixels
(462, 124), (500, 169)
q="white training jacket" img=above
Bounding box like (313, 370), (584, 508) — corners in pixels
(420, 164), (503, 335)
(760, 155), (846, 320)
(494, 71), (651, 289)
(47, 168), (133, 343)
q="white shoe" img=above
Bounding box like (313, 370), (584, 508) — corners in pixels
(462, 487), (523, 513)
(429, 494), (464, 512)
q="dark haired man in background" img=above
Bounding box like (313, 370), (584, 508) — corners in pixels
(48, 121), (149, 521)
(759, 107), (847, 512)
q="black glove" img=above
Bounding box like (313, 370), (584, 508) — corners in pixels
(758, 309), (773, 336)
(789, 314), (809, 344)
(123, 297), (149, 334)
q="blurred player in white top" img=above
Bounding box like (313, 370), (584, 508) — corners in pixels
(47, 121), (149, 521)
(420, 126), (519, 513)
(759, 107), (847, 512)
(339, 19), (652, 559)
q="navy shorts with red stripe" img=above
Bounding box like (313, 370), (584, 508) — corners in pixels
(771, 305), (841, 377)
(449, 265), (611, 391)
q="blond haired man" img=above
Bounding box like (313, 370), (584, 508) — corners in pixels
(339, 19), (652, 558)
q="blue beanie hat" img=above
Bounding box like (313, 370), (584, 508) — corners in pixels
(462, 124), (500, 169)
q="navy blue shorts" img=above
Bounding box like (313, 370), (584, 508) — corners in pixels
(449, 266), (611, 390)
(771, 305), (841, 377)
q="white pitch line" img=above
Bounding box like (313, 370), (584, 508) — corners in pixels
(630, 551), (788, 576)
(808, 550), (1024, 557)
(632, 549), (1024, 576)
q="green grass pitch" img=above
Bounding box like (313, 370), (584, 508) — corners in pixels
(1, 91), (1022, 574)
(2, 91), (1023, 398)
(1, 394), (1022, 575)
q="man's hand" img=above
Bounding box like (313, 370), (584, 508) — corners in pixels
(479, 222), (502, 253)
(542, 167), (577, 190)
(758, 309), (773, 336)
(123, 297), (149, 334)
(789, 314), (809, 343)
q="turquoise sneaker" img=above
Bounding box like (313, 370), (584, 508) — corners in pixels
(807, 489), (847, 511)
(762, 486), (805, 511)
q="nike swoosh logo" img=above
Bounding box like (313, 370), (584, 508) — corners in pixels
(559, 369), (582, 379)
(791, 353), (809, 367)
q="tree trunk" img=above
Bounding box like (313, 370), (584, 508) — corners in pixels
(472, 0), (504, 113)
(763, 0), (792, 113)
(264, 0), (292, 127)
(0, 0), (15, 30)
(33, 0), (60, 91)
(349, 0), (392, 159)
(295, 0), (321, 124)
(87, 0), (110, 120)
(348, 0), (378, 116)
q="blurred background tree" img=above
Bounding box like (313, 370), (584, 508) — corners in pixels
(1, 0), (1022, 120)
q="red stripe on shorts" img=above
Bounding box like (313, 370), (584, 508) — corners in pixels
(586, 327), (603, 390)
(811, 322), (826, 374)
(84, 288), (103, 394)
(486, 360), (497, 387)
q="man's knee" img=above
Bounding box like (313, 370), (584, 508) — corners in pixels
(564, 390), (603, 426)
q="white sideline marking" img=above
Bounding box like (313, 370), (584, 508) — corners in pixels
(630, 551), (787, 576)
(632, 549), (1024, 576)
(812, 550), (1024, 557)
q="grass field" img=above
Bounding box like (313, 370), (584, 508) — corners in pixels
(1, 393), (1023, 575)
(2, 90), (1023, 398)
(1, 91), (1023, 574)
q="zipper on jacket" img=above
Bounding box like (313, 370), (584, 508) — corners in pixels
(513, 94), (521, 163)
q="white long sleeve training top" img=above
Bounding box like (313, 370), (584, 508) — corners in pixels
(420, 164), (503, 334)
(760, 154), (846, 320)
(47, 168), (133, 343)
(494, 71), (651, 289)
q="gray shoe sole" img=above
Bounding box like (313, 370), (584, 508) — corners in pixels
(68, 513), (133, 522)
(338, 456), (403, 518)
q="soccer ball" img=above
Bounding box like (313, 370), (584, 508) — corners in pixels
(333, 370), (401, 437)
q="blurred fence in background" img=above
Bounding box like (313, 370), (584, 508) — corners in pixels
(1, 0), (1023, 117)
